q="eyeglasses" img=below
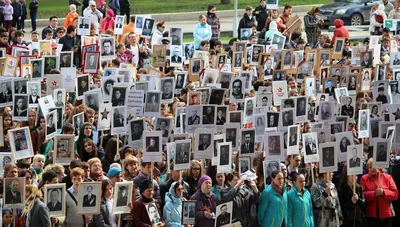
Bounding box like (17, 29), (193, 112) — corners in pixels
(58, 31), (64, 34)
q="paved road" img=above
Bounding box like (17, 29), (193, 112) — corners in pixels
(22, 10), (369, 42)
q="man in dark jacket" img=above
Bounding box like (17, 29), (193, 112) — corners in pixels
(59, 25), (81, 67)
(41, 16), (58, 39)
(253, 0), (268, 31)
(238, 6), (256, 40)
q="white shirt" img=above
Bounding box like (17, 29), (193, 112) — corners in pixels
(130, 44), (139, 66)
(106, 198), (117, 227)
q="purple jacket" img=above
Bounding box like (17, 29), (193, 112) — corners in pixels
(190, 190), (217, 227)
(3, 5), (13, 21)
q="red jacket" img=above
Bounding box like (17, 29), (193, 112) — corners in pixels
(360, 173), (398, 219)
(330, 19), (349, 45)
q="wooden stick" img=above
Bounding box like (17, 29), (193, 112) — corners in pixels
(100, 130), (104, 149)
(352, 175), (356, 194)
(116, 134), (120, 159)
(117, 214), (121, 227)
(151, 162), (154, 180)
(378, 171), (381, 188)
(310, 163), (315, 186)
(86, 224), (89, 227)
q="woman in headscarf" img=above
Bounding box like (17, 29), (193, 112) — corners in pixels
(163, 181), (187, 227)
(310, 172), (342, 227)
(304, 6), (323, 48)
(22, 184), (51, 227)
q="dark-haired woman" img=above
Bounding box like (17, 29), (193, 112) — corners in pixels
(287, 172), (314, 227)
(338, 168), (366, 227)
(310, 172), (342, 227)
(93, 179), (118, 227)
(76, 122), (93, 162)
(101, 137), (123, 173)
(206, 4), (220, 49)
(221, 171), (260, 227)
(258, 170), (288, 227)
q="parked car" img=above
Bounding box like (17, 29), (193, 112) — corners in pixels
(318, 0), (387, 26)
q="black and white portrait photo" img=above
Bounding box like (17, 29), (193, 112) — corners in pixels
(281, 109), (294, 127)
(295, 96), (307, 122)
(44, 184), (65, 216)
(30, 58), (44, 80)
(146, 202), (162, 225)
(174, 140), (191, 170)
(0, 80), (13, 106)
(230, 77), (245, 103)
(360, 51), (372, 68)
(113, 182), (133, 214)
(244, 98), (255, 117)
(267, 112), (279, 128)
(233, 51), (243, 68)
(287, 125), (299, 155)
(12, 95), (28, 121)
(59, 51), (73, 68)
(3, 177), (25, 208)
(341, 96), (355, 118)
(155, 117), (171, 138)
(114, 16), (124, 34)
(170, 46), (183, 66)
(265, 133), (283, 159)
(99, 37), (115, 60)
(129, 119), (145, 142)
(319, 101), (334, 122)
(45, 110), (57, 139)
(347, 144), (363, 175)
(73, 113), (84, 137)
(184, 42), (195, 60)
(240, 129), (255, 154)
(217, 142), (232, 173)
(78, 17), (90, 35)
(302, 132), (319, 163)
(78, 182), (101, 214)
(170, 27), (183, 46)
(175, 72), (187, 90)
(240, 28), (251, 41)
(161, 78), (175, 103)
(215, 202), (233, 227)
(145, 91), (161, 116)
(319, 142), (337, 173)
(111, 107), (125, 133)
(334, 39), (344, 54)
(272, 33), (286, 49)
(182, 201), (196, 225)
(14, 79), (27, 94)
(111, 87), (127, 107)
(225, 123), (239, 149)
(358, 109), (370, 138)
(83, 52), (99, 73)
(202, 105), (215, 125)
(76, 75), (89, 98)
(141, 18), (155, 38)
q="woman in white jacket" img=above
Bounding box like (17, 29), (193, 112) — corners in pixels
(370, 4), (387, 35)
(151, 21), (165, 46)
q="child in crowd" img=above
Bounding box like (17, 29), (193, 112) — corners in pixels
(116, 43), (133, 63)
(3, 0), (13, 32)
(100, 9), (115, 34)
(31, 154), (45, 183)
(2, 208), (13, 227)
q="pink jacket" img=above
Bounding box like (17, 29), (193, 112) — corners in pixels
(100, 17), (115, 33)
(96, 0), (105, 9)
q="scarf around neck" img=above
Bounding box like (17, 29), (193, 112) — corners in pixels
(271, 180), (283, 195)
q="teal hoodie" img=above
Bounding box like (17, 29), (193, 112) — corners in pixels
(287, 187), (314, 227)
(264, 21), (281, 43)
(258, 184), (288, 227)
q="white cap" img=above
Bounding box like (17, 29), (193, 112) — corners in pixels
(89, 1), (96, 6)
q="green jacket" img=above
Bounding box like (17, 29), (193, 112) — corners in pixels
(287, 187), (314, 227)
(258, 184), (288, 227)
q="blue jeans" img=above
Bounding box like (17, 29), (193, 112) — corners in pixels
(30, 12), (37, 31)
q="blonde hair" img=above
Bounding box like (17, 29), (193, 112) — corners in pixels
(33, 154), (45, 163)
(88, 157), (102, 168)
(22, 184), (43, 217)
(44, 164), (65, 175)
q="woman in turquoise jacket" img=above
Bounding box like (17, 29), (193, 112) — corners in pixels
(258, 170), (288, 227)
(163, 181), (187, 227)
(287, 172), (314, 227)
(193, 15), (212, 50)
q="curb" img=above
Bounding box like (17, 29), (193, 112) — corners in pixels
(22, 4), (319, 29)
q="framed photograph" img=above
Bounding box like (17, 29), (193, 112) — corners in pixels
(319, 142), (338, 173)
(189, 58), (203, 81)
(195, 129), (215, 159)
(271, 33), (286, 49)
(0, 152), (13, 175)
(114, 15), (124, 34)
(141, 18), (155, 38)
(215, 201), (233, 227)
(111, 106), (126, 135)
(113, 181), (134, 214)
(232, 51), (243, 70)
(333, 38), (345, 59)
(59, 51), (73, 68)
(146, 202), (162, 225)
(240, 128), (255, 155)
(45, 110), (57, 140)
(229, 77), (245, 103)
(240, 28), (252, 41)
(83, 51), (100, 74)
(143, 131), (162, 162)
(77, 182), (101, 215)
(3, 177), (25, 208)
(182, 201), (197, 225)
(361, 51), (373, 68)
(340, 96), (355, 118)
(347, 74), (358, 95)
(8, 127), (34, 160)
(44, 183), (66, 217)
(170, 45), (183, 67)
(73, 112), (84, 137)
(43, 55), (59, 74)
(76, 74), (90, 98)
(302, 132), (319, 163)
(128, 118), (145, 143)
(238, 156), (251, 175)
(39, 40), (51, 56)
(26, 81), (40, 105)
(281, 108), (294, 127)
(272, 80), (288, 106)
(144, 91), (161, 117)
(373, 139), (390, 168)
(347, 144), (363, 175)
(53, 134), (75, 165)
(174, 139), (191, 170)
(13, 95), (29, 121)
(217, 142), (232, 173)
(77, 17), (90, 35)
(358, 109), (370, 138)
(152, 45), (166, 67)
(264, 132), (283, 160)
(97, 103), (112, 131)
(2, 55), (18, 76)
(318, 101), (335, 122)
(99, 37), (116, 60)
(111, 86), (127, 107)
(263, 159), (281, 187)
(287, 125), (300, 155)
(20, 63), (32, 79)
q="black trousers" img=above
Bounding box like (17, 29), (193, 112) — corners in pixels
(120, 7), (130, 24)
(367, 217), (392, 227)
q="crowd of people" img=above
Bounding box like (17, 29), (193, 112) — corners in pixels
(0, 0), (400, 227)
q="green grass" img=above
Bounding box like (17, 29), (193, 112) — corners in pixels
(132, 0), (329, 14)
(34, 0), (135, 19)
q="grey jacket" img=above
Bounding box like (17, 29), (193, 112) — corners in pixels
(93, 199), (118, 227)
(27, 198), (52, 227)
